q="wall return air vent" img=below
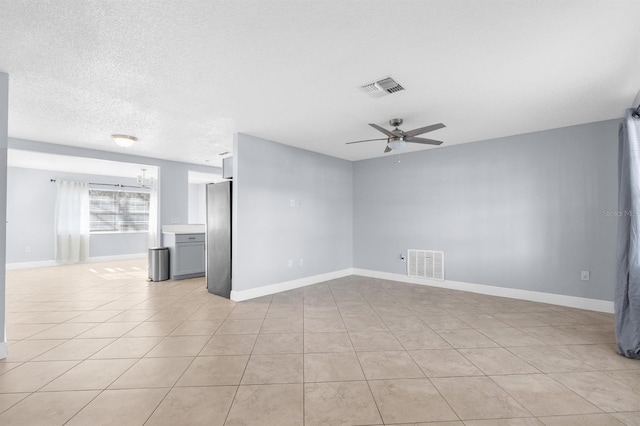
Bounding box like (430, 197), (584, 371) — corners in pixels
(407, 249), (444, 281)
(360, 76), (405, 98)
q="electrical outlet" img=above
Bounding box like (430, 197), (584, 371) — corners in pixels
(299, 259), (304, 266)
(288, 259), (293, 267)
(581, 270), (590, 281)
(25, 246), (30, 253)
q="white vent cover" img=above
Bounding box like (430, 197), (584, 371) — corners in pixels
(360, 76), (405, 98)
(407, 249), (444, 281)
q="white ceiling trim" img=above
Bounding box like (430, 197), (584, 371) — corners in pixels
(8, 149), (158, 179)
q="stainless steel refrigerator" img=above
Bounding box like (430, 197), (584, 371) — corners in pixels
(205, 181), (231, 298)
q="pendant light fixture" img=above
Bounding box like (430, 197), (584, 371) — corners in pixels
(137, 168), (154, 188)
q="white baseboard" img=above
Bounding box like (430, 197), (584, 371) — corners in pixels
(353, 269), (614, 314)
(5, 260), (58, 270)
(6, 253), (146, 270)
(0, 341), (6, 360)
(88, 253), (146, 262)
(229, 268), (614, 313)
(230, 268), (355, 302)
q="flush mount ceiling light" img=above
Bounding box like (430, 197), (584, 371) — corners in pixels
(111, 134), (137, 148)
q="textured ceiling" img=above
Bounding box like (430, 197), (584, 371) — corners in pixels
(1, 0), (639, 167)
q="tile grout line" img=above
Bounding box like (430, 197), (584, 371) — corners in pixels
(161, 296), (240, 424)
(3, 262), (627, 425)
(333, 279), (385, 425)
(220, 295), (270, 425)
(65, 283), (221, 425)
(133, 285), (223, 425)
(385, 282), (464, 425)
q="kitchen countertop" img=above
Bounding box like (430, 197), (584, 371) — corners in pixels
(161, 224), (205, 234)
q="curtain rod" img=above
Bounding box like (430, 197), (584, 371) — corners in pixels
(633, 105), (640, 119)
(49, 179), (142, 189)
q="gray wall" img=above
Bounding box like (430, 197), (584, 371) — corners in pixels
(6, 167), (148, 263)
(233, 133), (353, 292)
(6, 138), (222, 264)
(89, 233), (147, 258)
(159, 163), (188, 226)
(188, 183), (206, 224)
(1, 73), (8, 353)
(8, 138), (222, 229)
(353, 119), (619, 301)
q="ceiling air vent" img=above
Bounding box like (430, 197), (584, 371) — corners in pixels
(360, 76), (405, 98)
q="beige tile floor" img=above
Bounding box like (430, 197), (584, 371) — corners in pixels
(1, 259), (639, 425)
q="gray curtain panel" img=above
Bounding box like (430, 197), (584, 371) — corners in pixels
(616, 108), (640, 358)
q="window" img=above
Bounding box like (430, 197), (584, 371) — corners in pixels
(89, 190), (150, 232)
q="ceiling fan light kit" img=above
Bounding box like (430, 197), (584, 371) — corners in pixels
(388, 138), (406, 150)
(345, 118), (445, 153)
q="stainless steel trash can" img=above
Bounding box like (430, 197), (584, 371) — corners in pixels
(148, 247), (169, 281)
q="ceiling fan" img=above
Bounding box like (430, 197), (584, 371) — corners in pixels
(346, 118), (445, 153)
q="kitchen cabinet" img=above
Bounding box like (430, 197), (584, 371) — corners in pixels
(162, 232), (205, 280)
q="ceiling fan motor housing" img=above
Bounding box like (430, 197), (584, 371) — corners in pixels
(390, 118), (403, 128)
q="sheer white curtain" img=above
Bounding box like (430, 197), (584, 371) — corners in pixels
(54, 180), (90, 263)
(148, 185), (159, 248)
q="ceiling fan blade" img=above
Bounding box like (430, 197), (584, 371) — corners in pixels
(384, 146), (392, 153)
(345, 138), (389, 145)
(404, 123), (446, 138)
(369, 123), (396, 137)
(404, 136), (443, 145)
